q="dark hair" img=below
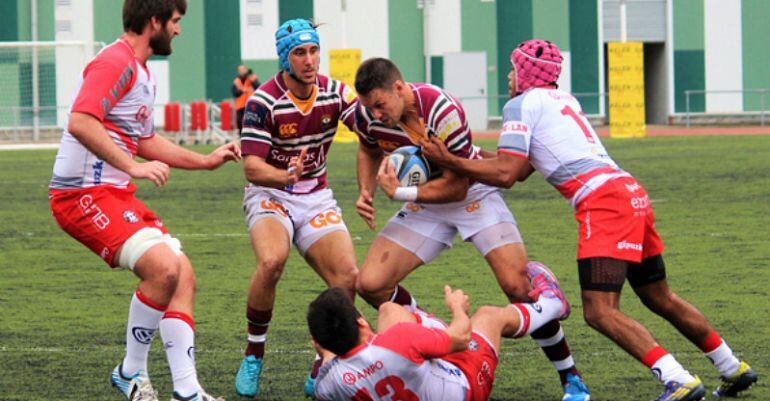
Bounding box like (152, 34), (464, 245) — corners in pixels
(354, 58), (404, 96)
(307, 288), (361, 355)
(123, 0), (187, 34)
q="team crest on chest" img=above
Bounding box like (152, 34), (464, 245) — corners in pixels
(321, 114), (334, 130)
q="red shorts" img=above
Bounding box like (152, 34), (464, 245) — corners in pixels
(49, 183), (168, 267)
(574, 177), (664, 263)
(442, 332), (498, 401)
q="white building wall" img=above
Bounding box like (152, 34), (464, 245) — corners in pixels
(240, 0), (280, 60)
(423, 0), (461, 56)
(704, 0), (743, 112)
(314, 0), (389, 77)
(54, 0), (94, 125)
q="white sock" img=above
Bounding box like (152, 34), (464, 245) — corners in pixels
(160, 312), (201, 397)
(122, 291), (164, 376)
(706, 340), (741, 377)
(510, 297), (562, 337)
(653, 354), (696, 384)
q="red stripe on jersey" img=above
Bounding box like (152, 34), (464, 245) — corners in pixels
(555, 166), (619, 199)
(498, 149), (528, 159)
(71, 40), (137, 122)
(163, 311), (195, 331)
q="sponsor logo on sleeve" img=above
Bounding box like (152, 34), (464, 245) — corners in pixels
(502, 121), (528, 134)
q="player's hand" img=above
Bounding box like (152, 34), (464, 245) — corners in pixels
(421, 136), (453, 167)
(128, 160), (170, 187)
(376, 157), (399, 199)
(444, 285), (470, 314)
(356, 192), (377, 230)
(287, 147), (308, 187)
(205, 142), (242, 169)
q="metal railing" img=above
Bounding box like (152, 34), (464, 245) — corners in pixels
(685, 89), (768, 127)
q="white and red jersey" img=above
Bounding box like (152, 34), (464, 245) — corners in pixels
(497, 88), (630, 207)
(240, 72), (358, 194)
(314, 323), (470, 401)
(50, 38), (156, 190)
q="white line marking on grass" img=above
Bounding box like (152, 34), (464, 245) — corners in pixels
(0, 143), (60, 151)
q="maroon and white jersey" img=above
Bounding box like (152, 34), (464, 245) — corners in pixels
(240, 72), (357, 194)
(354, 83), (473, 159)
(50, 38), (156, 190)
(314, 323), (470, 401)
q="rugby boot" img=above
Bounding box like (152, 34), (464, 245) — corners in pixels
(526, 261), (571, 320)
(170, 389), (224, 401)
(654, 376), (706, 401)
(235, 355), (263, 397)
(562, 373), (591, 401)
(713, 361), (758, 397)
(110, 363), (159, 401)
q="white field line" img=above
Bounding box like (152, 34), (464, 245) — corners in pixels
(0, 143), (60, 151)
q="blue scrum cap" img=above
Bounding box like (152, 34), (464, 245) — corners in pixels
(275, 19), (320, 73)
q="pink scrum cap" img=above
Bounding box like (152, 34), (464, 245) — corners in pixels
(510, 39), (563, 94)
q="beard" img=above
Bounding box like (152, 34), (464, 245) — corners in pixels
(150, 29), (173, 56)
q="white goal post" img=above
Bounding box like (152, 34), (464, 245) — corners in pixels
(0, 41), (103, 141)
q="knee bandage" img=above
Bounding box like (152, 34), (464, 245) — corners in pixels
(118, 228), (183, 270)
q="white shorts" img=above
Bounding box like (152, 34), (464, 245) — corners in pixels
(381, 183), (522, 262)
(243, 185), (349, 255)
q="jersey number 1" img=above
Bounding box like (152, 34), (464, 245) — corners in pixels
(352, 375), (420, 401)
(560, 105), (595, 144)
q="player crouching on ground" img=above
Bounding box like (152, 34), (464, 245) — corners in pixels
(48, 1), (240, 400)
(307, 262), (572, 401)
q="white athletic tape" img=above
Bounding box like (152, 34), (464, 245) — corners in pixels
(118, 228), (183, 270)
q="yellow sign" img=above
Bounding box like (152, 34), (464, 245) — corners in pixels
(608, 42), (646, 138)
(329, 49), (361, 143)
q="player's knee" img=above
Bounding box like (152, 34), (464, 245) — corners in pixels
(330, 263), (358, 290)
(257, 257), (286, 286)
(499, 276), (530, 302)
(151, 258), (181, 296)
(582, 303), (613, 331)
(377, 301), (402, 315)
(355, 273), (387, 300)
(472, 306), (501, 324)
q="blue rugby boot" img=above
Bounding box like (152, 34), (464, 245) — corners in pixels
(562, 373), (590, 401)
(235, 355), (263, 397)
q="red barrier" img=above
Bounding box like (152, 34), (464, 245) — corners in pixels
(220, 101), (233, 131)
(164, 103), (181, 132)
(190, 101), (208, 131)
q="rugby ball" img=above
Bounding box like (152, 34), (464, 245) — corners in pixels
(388, 146), (436, 187)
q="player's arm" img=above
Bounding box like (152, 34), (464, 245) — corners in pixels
(67, 112), (166, 184)
(443, 285), (472, 353)
(243, 149), (306, 189)
(356, 142), (383, 230)
(376, 158), (469, 203)
(422, 136), (529, 188)
(137, 134), (241, 170)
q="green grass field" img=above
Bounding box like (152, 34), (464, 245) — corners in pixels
(1, 135), (768, 401)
